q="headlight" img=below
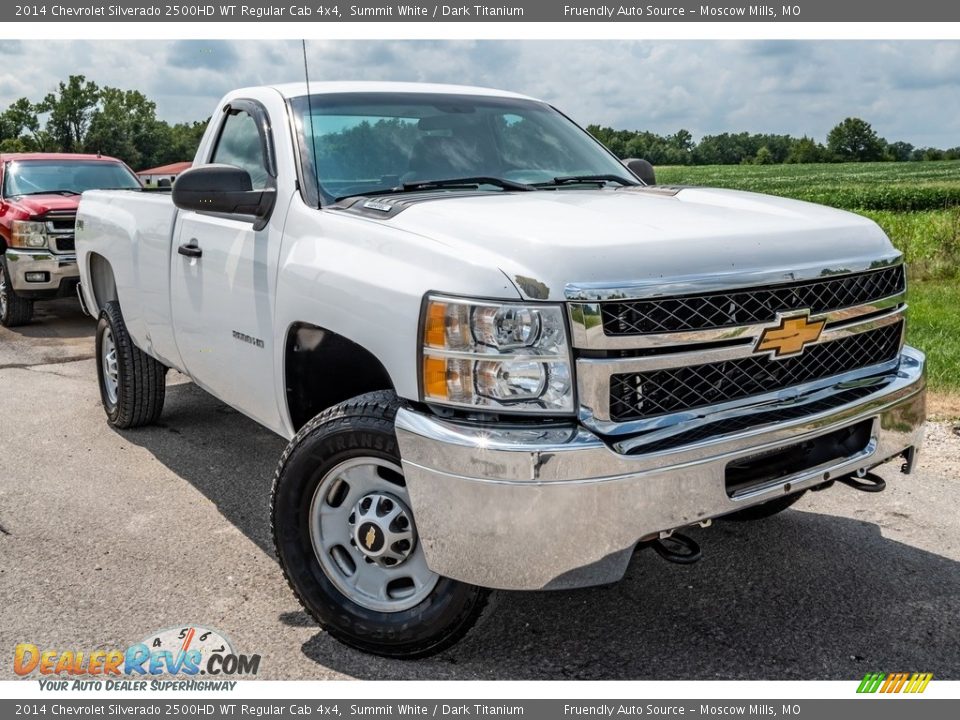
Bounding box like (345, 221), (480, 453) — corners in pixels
(421, 296), (574, 413)
(11, 221), (48, 249)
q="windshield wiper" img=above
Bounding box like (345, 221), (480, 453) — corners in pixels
(14, 189), (81, 196)
(535, 174), (638, 188)
(335, 176), (534, 202)
(402, 176), (534, 192)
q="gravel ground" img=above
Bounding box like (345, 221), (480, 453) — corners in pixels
(1, 298), (958, 680)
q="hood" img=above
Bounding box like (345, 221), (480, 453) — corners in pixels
(362, 187), (896, 301)
(8, 194), (80, 217)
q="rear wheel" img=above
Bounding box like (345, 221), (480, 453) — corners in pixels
(0, 258), (34, 327)
(272, 391), (490, 658)
(96, 301), (166, 428)
(722, 491), (807, 522)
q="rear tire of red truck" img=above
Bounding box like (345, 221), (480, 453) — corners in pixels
(271, 390), (491, 658)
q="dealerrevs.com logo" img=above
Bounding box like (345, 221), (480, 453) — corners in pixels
(14, 626), (260, 691)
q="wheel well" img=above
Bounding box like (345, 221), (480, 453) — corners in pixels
(285, 323), (395, 431)
(88, 253), (118, 312)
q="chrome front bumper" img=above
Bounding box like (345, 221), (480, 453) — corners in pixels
(4, 248), (78, 295)
(395, 347), (926, 591)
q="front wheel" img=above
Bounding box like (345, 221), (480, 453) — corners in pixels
(271, 391), (490, 658)
(0, 258), (34, 327)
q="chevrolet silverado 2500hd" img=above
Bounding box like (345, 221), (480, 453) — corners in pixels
(75, 82), (926, 657)
(0, 153), (141, 326)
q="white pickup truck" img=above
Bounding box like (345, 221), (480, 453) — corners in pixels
(76, 82), (925, 658)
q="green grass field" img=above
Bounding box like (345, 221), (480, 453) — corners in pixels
(907, 281), (960, 394)
(656, 161), (960, 398)
(656, 160), (960, 212)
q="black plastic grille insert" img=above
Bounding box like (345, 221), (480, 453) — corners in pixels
(610, 321), (903, 422)
(601, 265), (905, 336)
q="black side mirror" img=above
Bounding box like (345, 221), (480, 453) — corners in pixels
(172, 164), (276, 230)
(623, 158), (656, 186)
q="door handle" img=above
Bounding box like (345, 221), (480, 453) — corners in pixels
(178, 240), (202, 258)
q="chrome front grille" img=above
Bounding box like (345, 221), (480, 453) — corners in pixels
(42, 211), (77, 254)
(609, 321), (903, 422)
(622, 384), (881, 455)
(567, 259), (909, 440)
(600, 265), (905, 336)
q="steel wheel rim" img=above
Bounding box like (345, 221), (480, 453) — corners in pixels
(0, 264), (8, 318)
(101, 327), (119, 406)
(308, 456), (439, 613)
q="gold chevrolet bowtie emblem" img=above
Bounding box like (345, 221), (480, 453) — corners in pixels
(755, 312), (826, 358)
(364, 526), (377, 550)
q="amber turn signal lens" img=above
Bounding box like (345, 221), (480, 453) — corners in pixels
(423, 356), (449, 399)
(425, 301), (447, 348)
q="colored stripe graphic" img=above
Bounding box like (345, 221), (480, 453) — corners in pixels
(892, 673), (909, 693)
(879, 673), (896, 693)
(857, 672), (932, 693)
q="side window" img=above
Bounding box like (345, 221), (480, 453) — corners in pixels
(211, 110), (269, 190)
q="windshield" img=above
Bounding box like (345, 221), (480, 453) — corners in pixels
(2, 160), (141, 197)
(290, 92), (634, 204)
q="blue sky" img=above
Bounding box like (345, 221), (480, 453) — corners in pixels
(1, 40), (958, 147)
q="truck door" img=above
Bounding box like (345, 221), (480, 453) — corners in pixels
(170, 100), (284, 431)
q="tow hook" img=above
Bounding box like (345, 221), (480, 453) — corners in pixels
(838, 468), (887, 493)
(649, 532), (702, 565)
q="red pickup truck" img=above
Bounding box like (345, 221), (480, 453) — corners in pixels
(0, 153), (141, 326)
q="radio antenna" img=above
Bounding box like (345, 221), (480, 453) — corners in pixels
(301, 39), (321, 209)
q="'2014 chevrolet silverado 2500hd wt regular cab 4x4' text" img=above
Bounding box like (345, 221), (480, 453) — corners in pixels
(75, 82), (925, 658)
(0, 153), (141, 326)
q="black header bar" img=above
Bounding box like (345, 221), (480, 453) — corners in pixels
(5, 1), (960, 23)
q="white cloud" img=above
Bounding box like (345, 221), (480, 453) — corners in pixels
(1, 40), (958, 148)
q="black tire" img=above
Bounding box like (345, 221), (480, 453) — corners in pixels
(0, 257), (34, 327)
(722, 490), (807, 522)
(272, 390), (490, 658)
(95, 301), (166, 429)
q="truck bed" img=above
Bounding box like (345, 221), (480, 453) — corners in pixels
(77, 189), (183, 370)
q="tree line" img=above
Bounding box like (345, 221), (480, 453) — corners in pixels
(0, 75), (206, 171)
(1, 75), (957, 170)
(587, 118), (960, 165)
